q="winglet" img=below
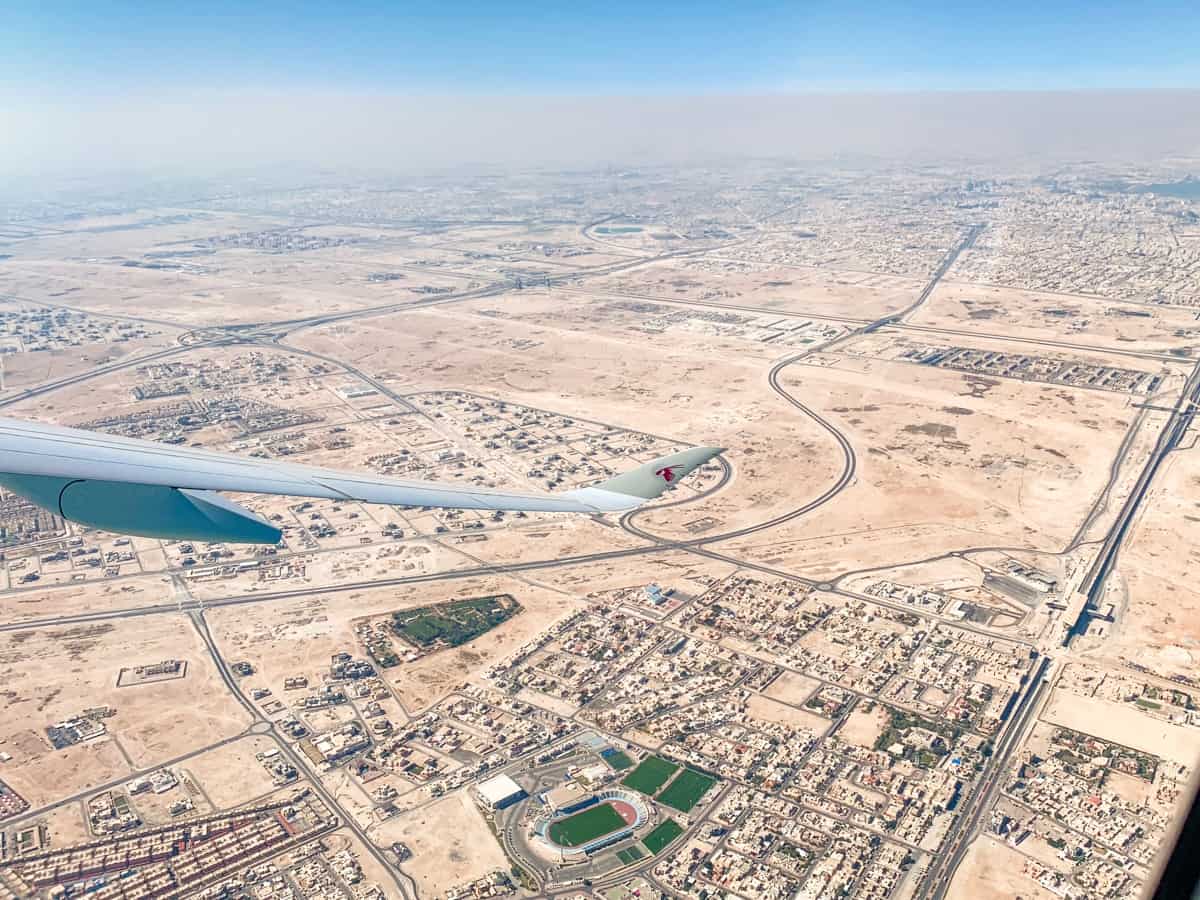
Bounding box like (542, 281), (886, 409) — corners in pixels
(562, 446), (725, 512)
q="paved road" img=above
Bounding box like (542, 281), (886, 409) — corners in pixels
(188, 609), (414, 898)
(887, 224), (986, 324)
(1070, 361), (1200, 640)
(922, 657), (1052, 900)
(621, 224), (985, 551)
(1067, 404), (1152, 552)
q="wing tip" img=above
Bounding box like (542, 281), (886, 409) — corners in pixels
(574, 444), (726, 507)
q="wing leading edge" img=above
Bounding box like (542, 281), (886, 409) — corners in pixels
(0, 416), (724, 542)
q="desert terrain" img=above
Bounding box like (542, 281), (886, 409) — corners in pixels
(2, 162), (1199, 900)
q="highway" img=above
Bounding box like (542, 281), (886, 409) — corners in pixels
(621, 223), (983, 550)
(887, 224), (985, 323)
(1066, 403), (1152, 553)
(1069, 361), (1200, 640)
(921, 657), (1053, 900)
(918, 357), (1200, 893)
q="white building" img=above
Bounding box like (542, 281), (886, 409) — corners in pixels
(477, 773), (526, 809)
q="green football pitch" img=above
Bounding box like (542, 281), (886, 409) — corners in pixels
(642, 819), (684, 855)
(620, 755), (679, 795)
(547, 803), (627, 847)
(658, 768), (718, 812)
(616, 846), (645, 864)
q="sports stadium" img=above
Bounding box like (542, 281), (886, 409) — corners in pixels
(530, 789), (650, 863)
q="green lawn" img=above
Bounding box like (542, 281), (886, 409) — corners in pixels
(657, 768), (718, 813)
(616, 846), (645, 865)
(642, 819), (684, 855)
(547, 803), (627, 847)
(391, 594), (520, 649)
(604, 750), (634, 771)
(620, 755), (679, 795)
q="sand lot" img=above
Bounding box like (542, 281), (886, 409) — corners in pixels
(206, 573), (585, 713)
(1042, 689), (1200, 765)
(0, 615), (250, 804)
(841, 556), (984, 595)
(1100, 445), (1200, 677)
(745, 693), (830, 734)
(371, 791), (507, 896)
(584, 256), (926, 320)
(947, 835), (1060, 900)
(0, 220), (478, 326)
(182, 734), (282, 808)
(912, 279), (1200, 355)
(0, 335), (179, 394)
(763, 671), (823, 706)
(0, 576), (176, 625)
(837, 704), (890, 748)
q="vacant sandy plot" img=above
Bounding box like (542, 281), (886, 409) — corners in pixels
(745, 694), (830, 734)
(0, 737), (131, 809)
(31, 800), (92, 847)
(390, 586), (585, 712)
(0, 575), (176, 625)
(1099, 447), (1200, 678)
(1106, 769), (1155, 806)
(710, 356), (1140, 580)
(838, 704), (890, 747)
(585, 256), (925, 320)
(452, 291), (831, 365)
(0, 335), (177, 394)
(183, 735), (282, 809)
(763, 671), (822, 706)
(0, 616), (250, 805)
(841, 556), (983, 595)
(913, 279), (1200, 355)
(0, 222), (474, 325)
(1042, 689), (1200, 766)
(371, 791), (507, 896)
(947, 835), (1060, 900)
(206, 571), (585, 713)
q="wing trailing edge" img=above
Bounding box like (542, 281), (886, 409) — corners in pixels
(0, 415), (724, 542)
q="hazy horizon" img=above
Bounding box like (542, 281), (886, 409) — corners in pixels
(3, 89), (1200, 181)
(5, 2), (1199, 181)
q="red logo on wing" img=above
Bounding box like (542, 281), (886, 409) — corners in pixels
(656, 466), (680, 483)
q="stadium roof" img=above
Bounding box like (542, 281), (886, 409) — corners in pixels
(544, 781), (589, 810)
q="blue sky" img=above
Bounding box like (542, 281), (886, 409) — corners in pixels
(2, 0), (1198, 94)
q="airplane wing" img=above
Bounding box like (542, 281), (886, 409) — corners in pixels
(0, 416), (724, 544)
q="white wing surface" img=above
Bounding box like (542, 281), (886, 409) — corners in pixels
(0, 416), (724, 543)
